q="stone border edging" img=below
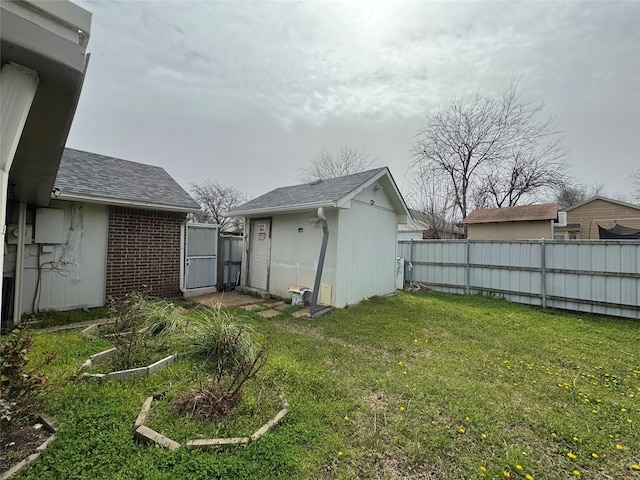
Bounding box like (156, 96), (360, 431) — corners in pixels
(133, 394), (289, 451)
(81, 349), (176, 381)
(80, 319), (117, 337)
(0, 415), (58, 480)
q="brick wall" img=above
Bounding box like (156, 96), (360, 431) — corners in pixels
(106, 207), (186, 299)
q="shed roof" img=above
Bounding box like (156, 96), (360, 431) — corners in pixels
(464, 203), (558, 224)
(227, 167), (409, 220)
(565, 195), (640, 212)
(54, 148), (201, 212)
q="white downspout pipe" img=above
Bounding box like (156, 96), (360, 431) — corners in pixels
(13, 203), (27, 322)
(310, 207), (329, 316)
(0, 63), (40, 329)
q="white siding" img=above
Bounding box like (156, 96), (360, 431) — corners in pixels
(21, 200), (108, 313)
(268, 210), (338, 302)
(397, 230), (423, 241)
(335, 184), (399, 307)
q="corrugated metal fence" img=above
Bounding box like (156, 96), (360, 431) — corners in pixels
(398, 240), (640, 319)
(220, 235), (243, 290)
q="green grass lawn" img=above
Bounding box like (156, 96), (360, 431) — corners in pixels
(16, 291), (640, 479)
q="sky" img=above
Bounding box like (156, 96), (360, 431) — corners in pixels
(68, 0), (640, 204)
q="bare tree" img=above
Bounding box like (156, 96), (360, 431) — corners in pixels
(299, 147), (375, 182)
(189, 181), (247, 230)
(554, 183), (603, 211)
(631, 167), (640, 203)
(407, 163), (462, 238)
(411, 80), (569, 219)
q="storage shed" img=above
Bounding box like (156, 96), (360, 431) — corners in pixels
(464, 203), (559, 240)
(226, 167), (409, 308)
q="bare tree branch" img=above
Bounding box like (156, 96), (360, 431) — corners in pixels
(189, 181), (247, 229)
(554, 183), (603, 210)
(298, 147), (376, 182)
(411, 79), (570, 219)
(406, 164), (463, 238)
(631, 166), (640, 203)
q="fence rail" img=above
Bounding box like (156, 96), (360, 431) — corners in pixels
(398, 239), (640, 319)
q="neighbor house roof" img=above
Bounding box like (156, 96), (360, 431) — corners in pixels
(565, 195), (640, 212)
(464, 203), (558, 224)
(227, 167), (409, 220)
(54, 148), (201, 213)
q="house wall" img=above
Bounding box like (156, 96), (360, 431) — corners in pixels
(397, 229), (423, 241)
(335, 184), (399, 307)
(467, 221), (552, 240)
(267, 209), (339, 303)
(106, 207), (185, 298)
(3, 200), (108, 315)
(567, 199), (640, 239)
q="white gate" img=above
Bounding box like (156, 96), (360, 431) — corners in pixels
(181, 222), (218, 296)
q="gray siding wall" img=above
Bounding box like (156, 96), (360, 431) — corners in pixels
(398, 240), (640, 319)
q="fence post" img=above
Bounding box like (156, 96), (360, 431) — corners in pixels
(540, 239), (547, 308)
(465, 239), (471, 295)
(410, 239), (414, 284)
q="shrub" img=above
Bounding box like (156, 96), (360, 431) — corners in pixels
(102, 292), (185, 370)
(174, 306), (269, 419)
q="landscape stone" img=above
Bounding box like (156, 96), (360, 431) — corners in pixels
(135, 425), (180, 450)
(108, 366), (147, 381)
(186, 437), (250, 449)
(135, 396), (153, 428)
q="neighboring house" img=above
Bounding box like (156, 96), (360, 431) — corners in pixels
(226, 167), (409, 308)
(1, 0), (92, 325)
(464, 203), (558, 240)
(555, 196), (640, 240)
(398, 208), (464, 240)
(2, 148), (201, 321)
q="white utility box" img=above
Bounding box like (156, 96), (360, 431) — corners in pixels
(35, 208), (65, 244)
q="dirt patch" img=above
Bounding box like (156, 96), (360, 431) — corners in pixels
(363, 391), (389, 412)
(191, 291), (264, 308)
(0, 423), (51, 474)
(372, 454), (448, 479)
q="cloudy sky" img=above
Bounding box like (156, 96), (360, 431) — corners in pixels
(68, 0), (640, 203)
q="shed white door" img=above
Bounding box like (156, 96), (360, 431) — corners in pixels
(249, 219), (270, 290)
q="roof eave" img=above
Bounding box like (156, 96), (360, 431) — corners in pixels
(566, 195), (640, 212)
(226, 200), (337, 218)
(55, 192), (201, 213)
(336, 167), (410, 222)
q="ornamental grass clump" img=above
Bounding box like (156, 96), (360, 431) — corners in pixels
(173, 307), (269, 420)
(101, 292), (185, 371)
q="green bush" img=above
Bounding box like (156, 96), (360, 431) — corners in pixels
(175, 306), (269, 419)
(101, 292), (185, 370)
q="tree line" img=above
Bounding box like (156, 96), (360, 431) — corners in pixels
(190, 80), (640, 231)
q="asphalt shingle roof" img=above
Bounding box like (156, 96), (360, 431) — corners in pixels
(464, 203), (558, 224)
(230, 167), (387, 214)
(55, 148), (200, 211)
